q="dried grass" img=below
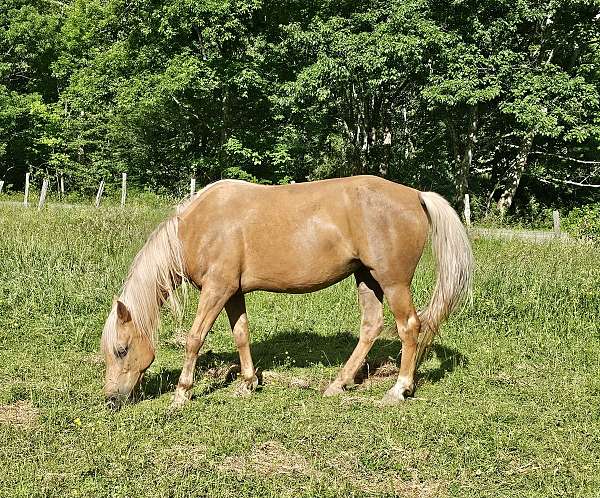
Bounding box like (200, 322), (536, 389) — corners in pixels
(261, 370), (312, 389)
(326, 450), (444, 496)
(0, 401), (39, 428)
(220, 440), (318, 477)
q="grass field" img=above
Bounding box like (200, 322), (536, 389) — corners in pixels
(0, 204), (599, 497)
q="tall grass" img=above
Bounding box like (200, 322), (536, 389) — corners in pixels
(0, 204), (598, 497)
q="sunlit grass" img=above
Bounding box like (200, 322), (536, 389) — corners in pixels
(0, 204), (599, 497)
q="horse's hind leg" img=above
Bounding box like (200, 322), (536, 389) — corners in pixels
(225, 292), (258, 395)
(323, 270), (384, 396)
(172, 285), (234, 408)
(380, 284), (420, 403)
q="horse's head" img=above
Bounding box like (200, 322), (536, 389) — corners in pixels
(102, 300), (155, 409)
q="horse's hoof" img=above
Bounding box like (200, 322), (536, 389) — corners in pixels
(248, 374), (259, 391)
(169, 399), (187, 410)
(170, 389), (190, 410)
(233, 383), (251, 398)
(233, 375), (259, 398)
(323, 382), (345, 397)
(379, 391), (405, 406)
(380, 382), (413, 405)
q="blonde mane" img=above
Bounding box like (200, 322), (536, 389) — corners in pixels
(101, 216), (186, 354)
(101, 179), (247, 355)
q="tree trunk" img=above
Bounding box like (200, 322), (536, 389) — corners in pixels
(219, 86), (232, 165)
(402, 106), (410, 160)
(497, 132), (535, 215)
(379, 126), (391, 177)
(456, 106), (478, 206)
(221, 86), (231, 146)
(447, 119), (461, 173)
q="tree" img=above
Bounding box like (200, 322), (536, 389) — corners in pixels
(0, 0), (597, 214)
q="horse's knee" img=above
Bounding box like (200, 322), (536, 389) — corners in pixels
(184, 336), (203, 356)
(233, 332), (249, 350)
(360, 319), (383, 344)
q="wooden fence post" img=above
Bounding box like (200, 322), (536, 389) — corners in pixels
(553, 210), (560, 237)
(38, 178), (49, 210)
(59, 174), (65, 199)
(121, 173), (127, 207)
(190, 177), (196, 198)
(95, 179), (105, 208)
(0, 180), (4, 194)
(24, 173), (30, 207)
(464, 194), (471, 228)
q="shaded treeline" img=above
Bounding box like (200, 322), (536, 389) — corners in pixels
(1, 0), (599, 214)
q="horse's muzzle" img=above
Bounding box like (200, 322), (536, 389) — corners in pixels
(105, 394), (124, 411)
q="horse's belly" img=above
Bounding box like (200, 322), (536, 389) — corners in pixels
(240, 229), (360, 293)
(241, 256), (360, 293)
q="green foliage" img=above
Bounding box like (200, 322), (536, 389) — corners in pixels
(0, 0), (598, 213)
(563, 203), (600, 243)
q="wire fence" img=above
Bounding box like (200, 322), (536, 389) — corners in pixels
(0, 172), (197, 210)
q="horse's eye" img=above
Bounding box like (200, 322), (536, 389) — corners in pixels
(115, 346), (128, 358)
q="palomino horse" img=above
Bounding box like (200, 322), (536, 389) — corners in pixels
(102, 176), (473, 409)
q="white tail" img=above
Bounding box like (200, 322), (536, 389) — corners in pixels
(416, 191), (474, 365)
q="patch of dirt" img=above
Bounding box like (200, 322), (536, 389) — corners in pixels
(343, 359), (401, 393)
(261, 370), (312, 389)
(221, 441), (442, 494)
(204, 363), (240, 382)
(326, 450), (444, 496)
(355, 476), (444, 497)
(220, 440), (319, 477)
(371, 360), (400, 378)
(390, 479), (445, 497)
(0, 400), (39, 428)
(354, 359), (399, 385)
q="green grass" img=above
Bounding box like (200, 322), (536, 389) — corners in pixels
(0, 204), (599, 497)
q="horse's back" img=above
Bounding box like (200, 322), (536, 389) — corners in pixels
(183, 176), (423, 222)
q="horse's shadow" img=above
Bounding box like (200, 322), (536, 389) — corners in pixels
(141, 329), (467, 400)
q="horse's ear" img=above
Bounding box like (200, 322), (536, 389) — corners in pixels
(116, 300), (131, 324)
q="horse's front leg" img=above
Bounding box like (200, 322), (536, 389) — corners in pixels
(225, 292), (258, 396)
(171, 284), (234, 408)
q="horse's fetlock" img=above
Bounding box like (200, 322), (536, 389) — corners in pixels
(323, 381), (345, 397)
